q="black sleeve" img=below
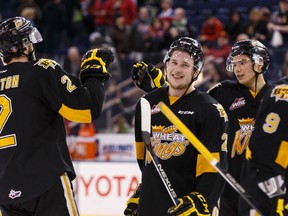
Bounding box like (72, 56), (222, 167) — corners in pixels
(35, 58), (105, 122)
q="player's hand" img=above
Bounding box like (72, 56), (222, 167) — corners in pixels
(167, 192), (210, 216)
(124, 184), (141, 216)
(271, 196), (288, 216)
(131, 62), (167, 93)
(80, 48), (114, 83)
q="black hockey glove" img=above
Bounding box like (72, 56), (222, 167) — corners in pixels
(271, 196), (288, 216)
(167, 192), (210, 216)
(80, 48), (114, 83)
(124, 184), (141, 216)
(131, 62), (167, 93)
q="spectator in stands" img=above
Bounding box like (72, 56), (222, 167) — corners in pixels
(245, 7), (271, 45)
(109, 13), (133, 80)
(109, 13), (132, 58)
(198, 14), (224, 47)
(102, 0), (137, 27)
(131, 6), (153, 52)
(63, 46), (81, 78)
(268, 0), (288, 47)
(90, 0), (110, 36)
(224, 9), (246, 43)
(157, 0), (174, 21)
(161, 8), (196, 52)
(17, 0), (42, 28)
(204, 30), (232, 65)
(170, 7), (195, 38)
(145, 17), (166, 52)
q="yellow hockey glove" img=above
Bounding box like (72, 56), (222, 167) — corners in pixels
(124, 184), (141, 216)
(167, 192), (210, 216)
(80, 48), (114, 83)
(271, 196), (288, 216)
(131, 62), (167, 93)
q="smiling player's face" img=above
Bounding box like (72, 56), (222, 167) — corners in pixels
(166, 50), (195, 96)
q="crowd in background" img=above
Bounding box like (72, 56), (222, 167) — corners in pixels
(0, 0), (288, 133)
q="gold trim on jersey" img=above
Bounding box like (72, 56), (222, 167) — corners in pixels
(169, 96), (179, 105)
(58, 104), (91, 123)
(275, 140), (288, 169)
(61, 173), (79, 216)
(135, 141), (145, 160)
(196, 153), (219, 177)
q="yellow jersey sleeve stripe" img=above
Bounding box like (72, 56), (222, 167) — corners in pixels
(58, 104), (92, 123)
(196, 153), (219, 177)
(275, 140), (288, 169)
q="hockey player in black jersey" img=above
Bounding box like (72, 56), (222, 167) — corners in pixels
(128, 39), (273, 215)
(124, 37), (228, 215)
(248, 77), (288, 216)
(0, 17), (113, 216)
(208, 40), (272, 216)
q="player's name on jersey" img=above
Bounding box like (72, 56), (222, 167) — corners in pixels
(0, 75), (19, 91)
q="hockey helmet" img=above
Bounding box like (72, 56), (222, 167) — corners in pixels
(0, 16), (42, 60)
(163, 37), (204, 74)
(226, 39), (270, 73)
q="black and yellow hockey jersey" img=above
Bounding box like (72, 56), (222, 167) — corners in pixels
(208, 80), (271, 215)
(134, 87), (228, 215)
(0, 58), (105, 204)
(249, 78), (288, 201)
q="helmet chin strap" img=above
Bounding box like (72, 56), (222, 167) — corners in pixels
(22, 44), (36, 61)
(253, 64), (264, 95)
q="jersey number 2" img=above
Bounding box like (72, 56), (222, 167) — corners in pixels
(0, 95), (16, 149)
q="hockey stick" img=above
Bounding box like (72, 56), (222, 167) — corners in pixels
(158, 101), (266, 216)
(140, 98), (179, 206)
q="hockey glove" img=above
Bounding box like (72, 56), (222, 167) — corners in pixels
(124, 184), (141, 216)
(167, 192), (210, 216)
(80, 48), (114, 83)
(131, 62), (167, 93)
(271, 196), (288, 216)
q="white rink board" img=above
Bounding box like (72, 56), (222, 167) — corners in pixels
(72, 161), (141, 216)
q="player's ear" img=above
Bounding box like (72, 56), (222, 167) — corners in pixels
(254, 63), (263, 73)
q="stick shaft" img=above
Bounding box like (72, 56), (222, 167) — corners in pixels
(158, 101), (265, 216)
(140, 98), (179, 206)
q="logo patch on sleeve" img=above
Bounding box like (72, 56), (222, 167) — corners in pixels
(271, 84), (288, 102)
(214, 103), (228, 122)
(34, 58), (59, 69)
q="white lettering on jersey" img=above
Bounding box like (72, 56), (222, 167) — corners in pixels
(178, 110), (194, 115)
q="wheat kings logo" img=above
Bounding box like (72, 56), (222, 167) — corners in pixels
(148, 125), (189, 161)
(231, 118), (255, 158)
